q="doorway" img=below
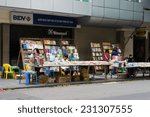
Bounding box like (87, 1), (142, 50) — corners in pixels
(133, 37), (145, 62)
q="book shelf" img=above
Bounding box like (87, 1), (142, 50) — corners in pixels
(20, 38), (80, 78)
(20, 39), (45, 70)
(44, 39), (63, 62)
(90, 42), (103, 72)
(61, 40), (79, 61)
(61, 40), (69, 46)
(102, 42), (113, 54)
(61, 40), (80, 78)
(60, 39), (74, 46)
(91, 42), (103, 61)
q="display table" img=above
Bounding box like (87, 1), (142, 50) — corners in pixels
(43, 61), (111, 79)
(126, 62), (150, 68)
(17, 61), (149, 84)
(126, 62), (150, 77)
(43, 61), (150, 79)
(110, 62), (150, 78)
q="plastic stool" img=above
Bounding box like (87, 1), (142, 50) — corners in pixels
(25, 72), (30, 85)
(50, 70), (54, 77)
(20, 71), (38, 85)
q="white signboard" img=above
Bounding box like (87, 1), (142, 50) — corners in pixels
(11, 12), (33, 24)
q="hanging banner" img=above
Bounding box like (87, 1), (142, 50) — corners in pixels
(33, 14), (77, 27)
(10, 12), (33, 24)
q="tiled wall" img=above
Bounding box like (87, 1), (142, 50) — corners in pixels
(0, 0), (91, 15)
(92, 0), (143, 22)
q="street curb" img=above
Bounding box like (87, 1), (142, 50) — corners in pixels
(3, 78), (149, 90)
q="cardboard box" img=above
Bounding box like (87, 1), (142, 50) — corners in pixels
(72, 76), (80, 82)
(55, 76), (66, 83)
(66, 77), (71, 82)
(80, 68), (89, 81)
(49, 78), (55, 83)
(39, 75), (49, 84)
(117, 73), (127, 79)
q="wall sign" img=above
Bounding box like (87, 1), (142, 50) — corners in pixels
(33, 14), (77, 27)
(10, 12), (77, 28)
(135, 29), (149, 39)
(48, 29), (68, 36)
(11, 12), (33, 24)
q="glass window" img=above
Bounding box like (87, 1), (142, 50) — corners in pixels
(127, 0), (141, 2)
(75, 0), (91, 2)
(82, 0), (90, 2)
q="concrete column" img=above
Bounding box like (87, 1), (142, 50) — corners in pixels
(0, 24), (2, 65)
(2, 24), (10, 64)
(145, 38), (149, 60)
(123, 31), (134, 57)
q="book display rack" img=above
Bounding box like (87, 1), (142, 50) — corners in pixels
(90, 42), (103, 72)
(20, 39), (45, 70)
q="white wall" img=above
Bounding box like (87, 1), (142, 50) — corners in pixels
(0, 0), (92, 16)
(31, 0), (53, 11)
(0, 0), (6, 6)
(73, 0), (91, 15)
(53, 0), (73, 14)
(7, 0), (30, 8)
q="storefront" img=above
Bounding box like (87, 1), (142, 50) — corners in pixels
(9, 12), (118, 65)
(133, 37), (146, 62)
(74, 26), (117, 60)
(7, 12), (123, 82)
(10, 25), (74, 65)
(1, 11), (150, 83)
(9, 12), (77, 66)
(133, 30), (150, 62)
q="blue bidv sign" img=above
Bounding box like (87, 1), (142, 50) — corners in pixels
(33, 14), (77, 27)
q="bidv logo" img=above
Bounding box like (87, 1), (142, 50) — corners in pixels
(13, 15), (31, 22)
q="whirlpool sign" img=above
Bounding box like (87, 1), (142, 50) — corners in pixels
(11, 12), (33, 24)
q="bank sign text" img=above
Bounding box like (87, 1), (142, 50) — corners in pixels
(11, 12), (33, 24)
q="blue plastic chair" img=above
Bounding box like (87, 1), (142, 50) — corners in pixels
(0, 66), (4, 78)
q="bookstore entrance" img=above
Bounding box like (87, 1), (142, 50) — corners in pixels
(133, 37), (145, 62)
(10, 24), (74, 66)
